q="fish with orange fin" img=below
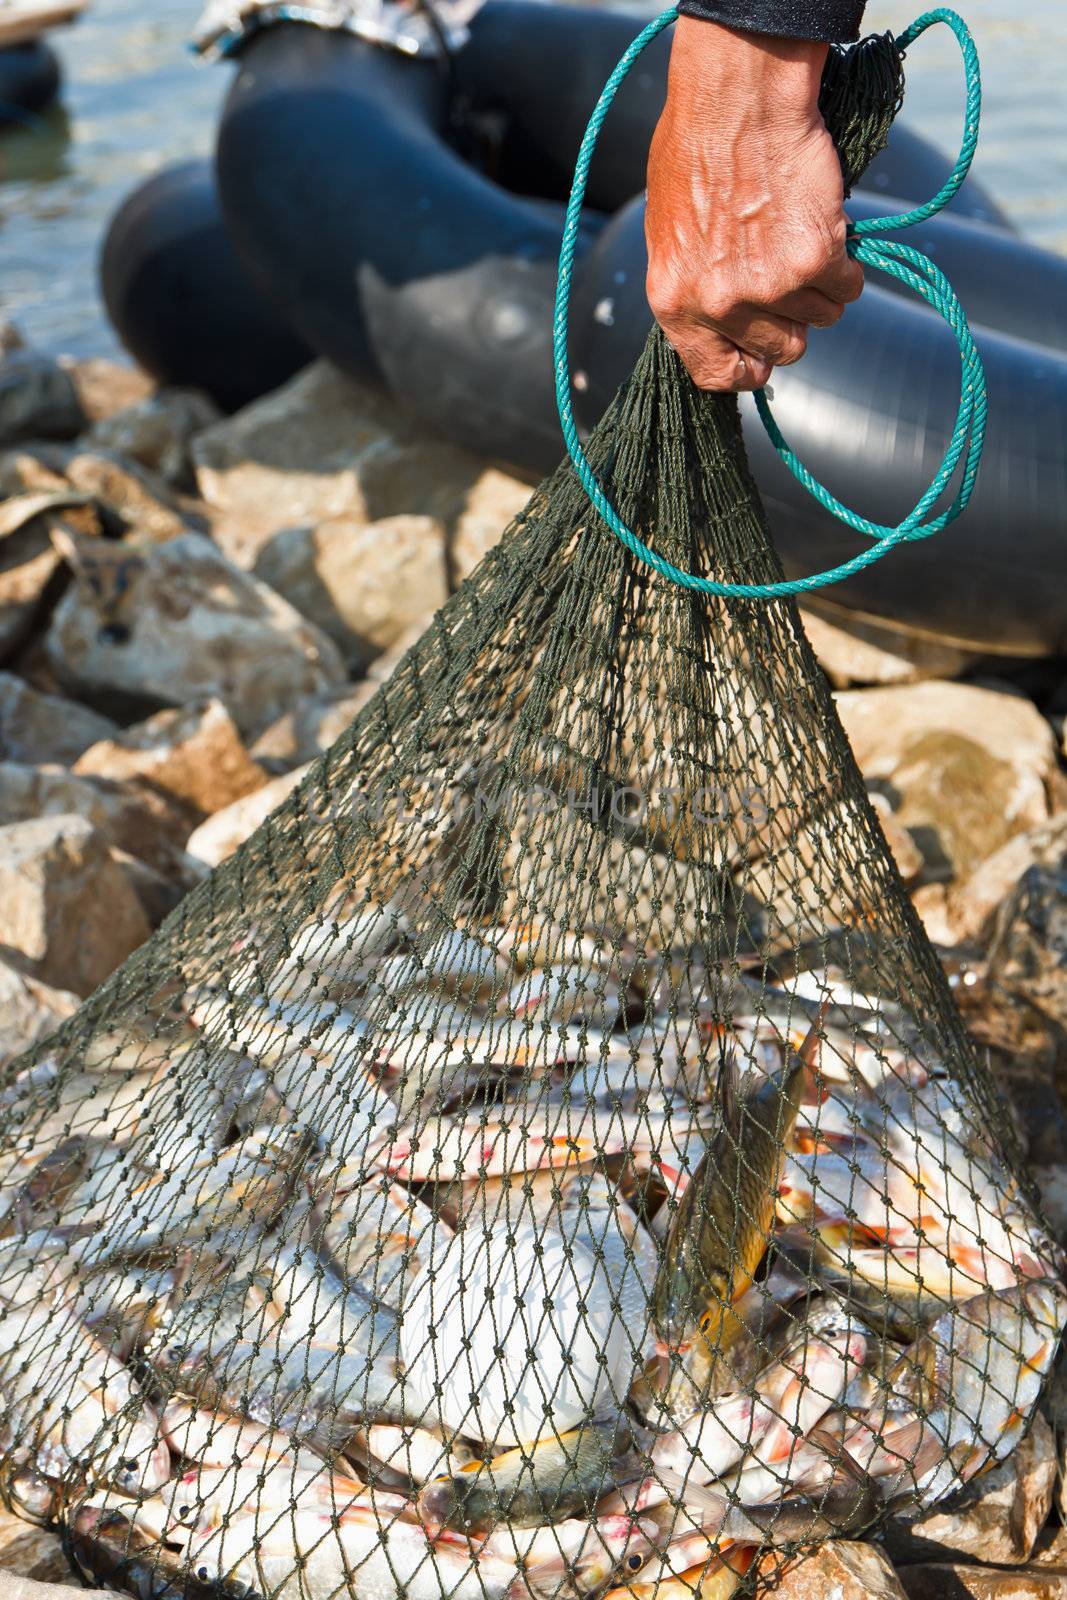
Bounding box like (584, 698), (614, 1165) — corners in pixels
(651, 1007), (827, 1418)
(602, 1540), (756, 1600)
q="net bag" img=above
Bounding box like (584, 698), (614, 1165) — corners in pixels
(0, 25), (1063, 1600)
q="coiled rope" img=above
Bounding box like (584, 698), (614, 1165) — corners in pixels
(552, 7), (987, 599)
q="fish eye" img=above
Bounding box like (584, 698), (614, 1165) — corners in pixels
(196, 1567), (210, 1583)
(628, 1556), (643, 1571)
(122, 1459), (139, 1475)
(178, 1504), (192, 1520)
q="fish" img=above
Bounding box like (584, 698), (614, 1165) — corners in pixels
(265, 1239), (400, 1360)
(646, 1318), (857, 1491)
(847, 1278), (1065, 1505)
(162, 1330), (407, 1453)
(347, 1422), (477, 1488)
(653, 1012), (824, 1413)
(70, 1505), (261, 1600)
(184, 1488), (523, 1600)
(148, 1456), (373, 1541)
(274, 900), (411, 999)
(304, 1181), (439, 1311)
(602, 1541), (755, 1600)
(515, 1512), (660, 1599)
(189, 990), (400, 1155)
(0, 1248), (170, 1495)
(372, 1116), (613, 1185)
(650, 1319), (863, 1492)
(73, 1260), (182, 1361)
(398, 1214), (642, 1447)
(418, 1417), (642, 1533)
(0, 1437), (59, 1525)
(159, 1396), (291, 1468)
(65, 1129), (308, 1265)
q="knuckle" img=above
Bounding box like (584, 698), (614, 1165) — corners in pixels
(736, 360), (772, 392)
(796, 238), (839, 285)
(645, 266), (690, 325)
(776, 330), (809, 366)
(690, 355), (738, 392)
(701, 286), (740, 326)
(840, 267), (865, 304)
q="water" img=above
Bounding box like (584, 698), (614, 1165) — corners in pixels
(0, 0), (1064, 359)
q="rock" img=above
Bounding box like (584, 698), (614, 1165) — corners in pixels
(0, 954), (78, 1067)
(255, 513), (448, 671)
(85, 388), (221, 489)
(185, 764), (312, 867)
(63, 355), (154, 424)
(0, 814), (150, 995)
(112, 848), (191, 929)
(193, 361), (483, 537)
(45, 530), (345, 737)
(755, 1540), (907, 1600)
(0, 1517), (96, 1585)
(912, 881), (956, 946)
(983, 844), (1067, 1008)
(926, 816), (1067, 948)
(1031, 1524), (1067, 1569)
(897, 1565), (1067, 1600)
(0, 321), (23, 359)
(870, 791), (924, 884)
(799, 603), (980, 688)
(0, 672), (118, 764)
(0, 450), (68, 497)
(193, 362), (392, 531)
(0, 761), (195, 881)
(0, 351), (86, 445)
(836, 683), (1058, 881)
(58, 449), (192, 543)
(74, 698), (267, 819)
(885, 1413), (1056, 1567)
(204, 510), (281, 571)
(1034, 1163), (1067, 1244)
(251, 683), (378, 772)
(0, 1563), (112, 1600)
(450, 468), (533, 584)
(365, 619), (426, 681)
(0, 489), (99, 663)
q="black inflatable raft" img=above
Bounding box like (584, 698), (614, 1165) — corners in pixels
(0, 38), (60, 126)
(100, 159), (313, 413)
(103, 2), (1067, 652)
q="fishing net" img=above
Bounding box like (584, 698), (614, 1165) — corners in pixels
(0, 27), (1063, 1600)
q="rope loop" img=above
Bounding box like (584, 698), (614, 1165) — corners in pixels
(552, 6), (987, 599)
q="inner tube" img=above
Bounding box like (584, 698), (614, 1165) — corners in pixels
(218, 16), (607, 471)
(215, 3), (1067, 653)
(566, 196), (1067, 655)
(216, 0), (1013, 467)
(449, 1), (1013, 229)
(740, 304), (1067, 653)
(100, 158), (313, 412)
(0, 39), (60, 126)
(568, 191), (1067, 403)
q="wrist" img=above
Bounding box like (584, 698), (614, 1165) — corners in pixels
(669, 16), (828, 126)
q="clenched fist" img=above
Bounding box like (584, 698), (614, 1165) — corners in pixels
(645, 16), (865, 392)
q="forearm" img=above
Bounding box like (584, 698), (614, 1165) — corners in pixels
(675, 0), (867, 43)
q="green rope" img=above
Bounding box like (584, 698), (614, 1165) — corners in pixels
(552, 7), (988, 600)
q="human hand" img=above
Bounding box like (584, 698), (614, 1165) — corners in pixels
(645, 16), (865, 392)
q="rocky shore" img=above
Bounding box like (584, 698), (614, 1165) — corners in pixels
(1, 327), (1067, 1600)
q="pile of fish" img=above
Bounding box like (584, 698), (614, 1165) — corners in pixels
(0, 893), (1063, 1600)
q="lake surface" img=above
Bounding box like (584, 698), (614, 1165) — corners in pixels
(0, 0), (1064, 359)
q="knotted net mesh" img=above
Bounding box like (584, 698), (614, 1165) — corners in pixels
(0, 29), (1063, 1600)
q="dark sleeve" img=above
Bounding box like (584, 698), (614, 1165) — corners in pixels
(674, 0), (866, 41)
